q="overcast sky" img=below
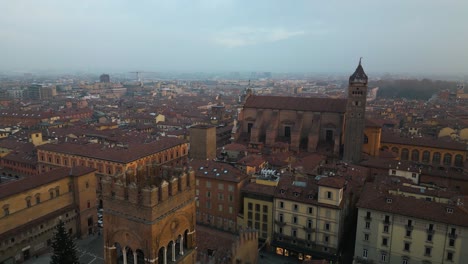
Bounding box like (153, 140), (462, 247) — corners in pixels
(1, 0), (467, 74)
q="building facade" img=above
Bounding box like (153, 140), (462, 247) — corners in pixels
(237, 62), (368, 159)
(189, 125), (216, 160)
(102, 166), (197, 264)
(0, 166), (97, 264)
(380, 133), (466, 167)
(239, 173), (279, 242)
(192, 160), (249, 233)
(272, 174), (348, 261)
(37, 138), (189, 205)
(354, 183), (468, 264)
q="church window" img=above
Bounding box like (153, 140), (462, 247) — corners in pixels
(432, 152), (441, 164)
(401, 149), (409, 160)
(455, 154), (463, 167)
(443, 153), (452, 166)
(363, 135), (368, 144)
(422, 151), (430, 163)
(411, 150), (420, 161)
(284, 126), (291, 138)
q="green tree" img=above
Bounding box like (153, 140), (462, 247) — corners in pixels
(50, 219), (80, 264)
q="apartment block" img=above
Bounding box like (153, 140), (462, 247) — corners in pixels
(354, 183), (468, 264)
(272, 174), (349, 262)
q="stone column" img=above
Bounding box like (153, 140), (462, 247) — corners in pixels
(133, 251), (138, 264)
(179, 237), (184, 255)
(172, 242), (176, 261)
(122, 247), (127, 264)
(163, 247), (167, 264)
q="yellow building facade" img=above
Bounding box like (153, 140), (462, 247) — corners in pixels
(355, 184), (468, 264)
(239, 175), (279, 242)
(0, 166), (97, 263)
(272, 175), (347, 262)
(380, 141), (466, 167)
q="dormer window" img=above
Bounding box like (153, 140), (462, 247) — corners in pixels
(280, 189), (285, 194)
(386, 198), (393, 204)
(294, 192), (299, 197)
(446, 207), (454, 214)
(308, 194), (313, 199)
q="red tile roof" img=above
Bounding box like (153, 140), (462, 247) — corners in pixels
(244, 95), (347, 113)
(357, 183), (468, 227)
(190, 160), (248, 183)
(0, 166), (95, 200)
(241, 181), (277, 197)
(37, 138), (186, 163)
(317, 176), (346, 189)
(381, 132), (466, 151)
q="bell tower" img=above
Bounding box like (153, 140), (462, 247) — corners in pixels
(343, 59), (368, 163)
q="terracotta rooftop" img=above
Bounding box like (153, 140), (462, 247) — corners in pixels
(190, 160), (248, 183)
(223, 143), (247, 152)
(0, 166), (95, 200)
(381, 132), (466, 151)
(241, 181), (277, 197)
(317, 176), (346, 189)
(237, 155), (266, 167)
(37, 137), (186, 163)
(357, 183), (468, 227)
(243, 95), (347, 113)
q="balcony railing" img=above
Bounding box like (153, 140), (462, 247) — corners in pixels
(449, 233), (457, 239)
(383, 219), (391, 224)
(302, 226), (315, 233)
(275, 220), (286, 227)
(365, 215), (372, 221)
(405, 225), (414, 231)
(426, 228), (435, 235)
(273, 233), (316, 248)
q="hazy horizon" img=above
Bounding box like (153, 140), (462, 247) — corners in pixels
(1, 0), (468, 75)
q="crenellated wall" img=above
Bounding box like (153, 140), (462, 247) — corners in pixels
(103, 166), (197, 264)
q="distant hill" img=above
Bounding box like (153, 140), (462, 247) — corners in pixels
(371, 79), (458, 100)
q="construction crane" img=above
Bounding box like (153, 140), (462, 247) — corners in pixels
(129, 71), (158, 83)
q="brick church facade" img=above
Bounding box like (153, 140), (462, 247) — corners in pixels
(237, 61), (368, 162)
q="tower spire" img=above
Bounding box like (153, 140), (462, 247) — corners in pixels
(349, 58), (368, 83)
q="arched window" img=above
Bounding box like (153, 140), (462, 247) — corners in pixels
(363, 135), (369, 144)
(443, 153), (452, 166)
(401, 148), (409, 160)
(391, 147), (399, 154)
(411, 150), (420, 161)
(422, 151), (430, 163)
(455, 154), (464, 167)
(432, 152), (441, 165)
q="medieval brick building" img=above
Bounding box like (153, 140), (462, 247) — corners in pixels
(237, 62), (368, 163)
(102, 165), (197, 264)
